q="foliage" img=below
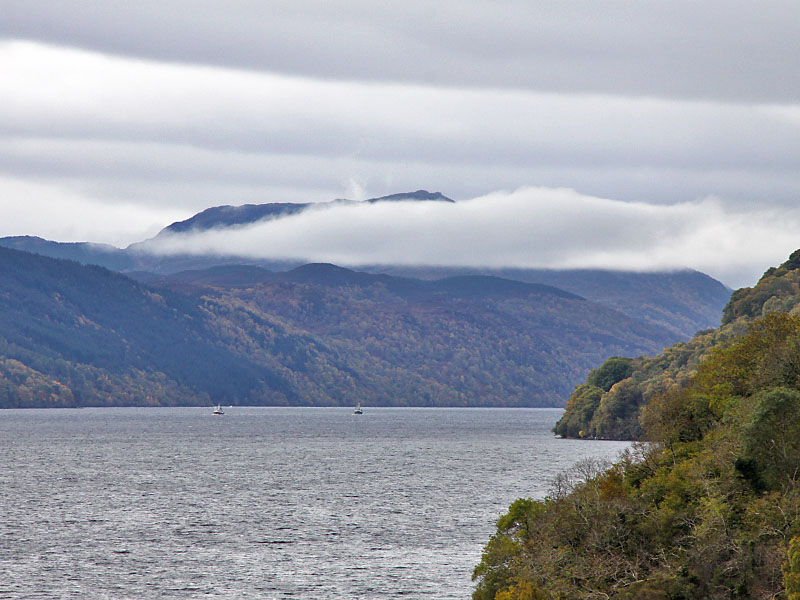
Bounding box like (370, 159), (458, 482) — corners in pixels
(587, 356), (634, 391)
(554, 325), (738, 439)
(0, 248), (683, 408)
(551, 247), (800, 440)
(476, 312), (800, 599)
(785, 536), (800, 599)
(722, 251), (800, 325)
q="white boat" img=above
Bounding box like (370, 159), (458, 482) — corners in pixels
(353, 402), (363, 415)
(212, 404), (224, 415)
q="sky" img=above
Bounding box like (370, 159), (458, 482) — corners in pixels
(2, 1), (800, 287)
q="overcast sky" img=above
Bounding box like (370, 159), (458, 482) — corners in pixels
(2, 1), (800, 287)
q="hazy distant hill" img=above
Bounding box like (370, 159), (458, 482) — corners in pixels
(158, 189), (454, 235)
(0, 190), (730, 340)
(0, 249), (680, 408)
(0, 235), (137, 270)
(374, 265), (731, 339)
(0, 250), (730, 342)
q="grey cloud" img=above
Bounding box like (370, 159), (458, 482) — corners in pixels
(2, 1), (800, 103)
(2, 42), (800, 212)
(2, 4), (800, 277)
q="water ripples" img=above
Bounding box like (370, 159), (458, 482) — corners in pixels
(0, 407), (629, 599)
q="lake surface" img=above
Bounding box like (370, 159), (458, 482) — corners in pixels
(0, 407), (630, 599)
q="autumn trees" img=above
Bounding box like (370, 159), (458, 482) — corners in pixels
(476, 313), (800, 599)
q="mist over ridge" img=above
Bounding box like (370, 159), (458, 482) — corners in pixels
(138, 187), (799, 289)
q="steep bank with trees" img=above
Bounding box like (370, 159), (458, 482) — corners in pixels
(475, 311), (800, 599)
(554, 250), (800, 440)
(475, 250), (800, 599)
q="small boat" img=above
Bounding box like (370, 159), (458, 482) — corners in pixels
(212, 404), (224, 415)
(353, 402), (363, 415)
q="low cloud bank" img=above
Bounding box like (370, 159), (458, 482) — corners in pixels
(0, 176), (184, 246)
(142, 188), (800, 288)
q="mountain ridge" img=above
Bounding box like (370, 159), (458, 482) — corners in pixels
(158, 189), (454, 236)
(0, 190), (731, 339)
(0, 246), (681, 409)
(0, 233), (730, 339)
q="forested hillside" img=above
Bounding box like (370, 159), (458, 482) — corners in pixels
(378, 266), (731, 339)
(474, 249), (800, 599)
(0, 247), (308, 407)
(0, 249), (677, 408)
(554, 250), (800, 440)
(474, 311), (800, 599)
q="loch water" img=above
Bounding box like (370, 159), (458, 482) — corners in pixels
(0, 407), (630, 599)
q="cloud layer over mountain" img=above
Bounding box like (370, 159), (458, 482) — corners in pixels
(1, 2), (799, 286)
(145, 188), (800, 288)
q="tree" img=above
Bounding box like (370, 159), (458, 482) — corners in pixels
(785, 536), (800, 599)
(740, 387), (800, 492)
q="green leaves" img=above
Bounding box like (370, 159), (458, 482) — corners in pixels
(587, 356), (634, 391)
(739, 387), (800, 492)
(480, 313), (800, 598)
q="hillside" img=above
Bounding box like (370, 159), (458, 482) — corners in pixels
(149, 263), (679, 407)
(473, 251), (800, 599)
(554, 249), (800, 440)
(0, 242), (730, 341)
(376, 266), (731, 339)
(0, 249), (678, 408)
(0, 235), (137, 270)
(0, 246), (312, 407)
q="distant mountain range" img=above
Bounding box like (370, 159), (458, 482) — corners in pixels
(159, 190), (454, 235)
(0, 190), (730, 339)
(0, 190), (734, 408)
(0, 247), (695, 409)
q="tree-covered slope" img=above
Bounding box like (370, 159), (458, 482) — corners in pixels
(0, 246), (306, 407)
(554, 250), (800, 440)
(474, 311), (800, 599)
(192, 264), (676, 407)
(378, 266), (731, 339)
(0, 249), (679, 408)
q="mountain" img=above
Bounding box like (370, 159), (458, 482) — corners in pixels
(0, 247), (730, 341)
(162, 202), (311, 234)
(0, 249), (679, 408)
(148, 262), (684, 407)
(364, 190), (454, 203)
(372, 266), (731, 339)
(151, 262), (583, 301)
(0, 190), (456, 274)
(474, 250), (800, 600)
(0, 246), (280, 407)
(158, 189), (453, 235)
(0, 235), (137, 270)
(0, 191), (730, 339)
(554, 249), (800, 440)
